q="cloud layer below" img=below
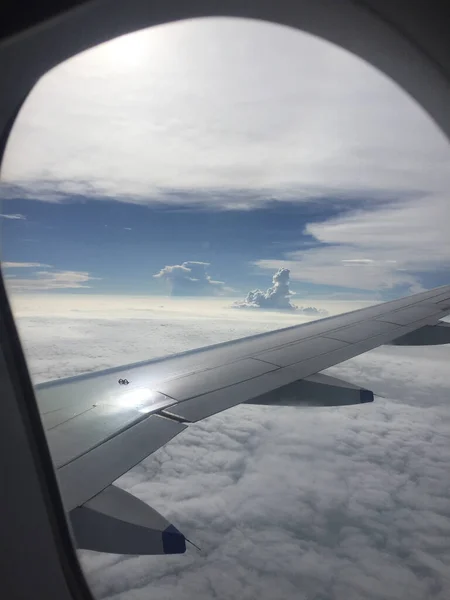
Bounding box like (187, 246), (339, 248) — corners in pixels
(10, 299), (450, 600)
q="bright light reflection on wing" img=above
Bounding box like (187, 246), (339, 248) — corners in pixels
(114, 387), (174, 413)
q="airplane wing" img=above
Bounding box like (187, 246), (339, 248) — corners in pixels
(35, 285), (450, 556)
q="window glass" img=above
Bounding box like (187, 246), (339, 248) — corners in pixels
(1, 17), (450, 600)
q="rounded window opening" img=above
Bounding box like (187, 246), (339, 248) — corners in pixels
(1, 17), (450, 600)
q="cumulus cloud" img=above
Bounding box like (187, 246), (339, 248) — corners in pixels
(10, 306), (450, 600)
(0, 213), (26, 220)
(235, 268), (328, 315)
(235, 268), (296, 310)
(154, 261), (225, 297)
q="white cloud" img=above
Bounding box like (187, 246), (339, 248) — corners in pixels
(6, 269), (98, 291)
(234, 267), (328, 315)
(11, 305), (450, 600)
(3, 18), (449, 294)
(81, 343), (450, 600)
(0, 213), (26, 219)
(341, 259), (376, 265)
(2, 18), (450, 209)
(234, 267), (296, 310)
(2, 261), (53, 268)
(9, 294), (350, 325)
(255, 194), (450, 293)
(154, 261), (226, 297)
(3, 261), (99, 291)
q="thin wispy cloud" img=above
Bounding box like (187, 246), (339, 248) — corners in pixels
(0, 213), (26, 220)
(3, 261), (53, 268)
(5, 269), (98, 291)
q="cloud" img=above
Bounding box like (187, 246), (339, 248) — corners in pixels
(297, 306), (329, 316)
(154, 261), (225, 296)
(3, 261), (53, 268)
(2, 18), (449, 210)
(0, 213), (26, 220)
(6, 269), (98, 291)
(3, 17), (450, 296)
(341, 259), (376, 265)
(234, 267), (296, 310)
(82, 340), (450, 600)
(255, 193), (450, 294)
(3, 261), (99, 291)
(234, 268), (328, 315)
(10, 305), (450, 600)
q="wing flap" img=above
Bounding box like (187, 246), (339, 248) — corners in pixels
(159, 313), (443, 422)
(46, 390), (176, 468)
(37, 284), (450, 511)
(58, 414), (186, 511)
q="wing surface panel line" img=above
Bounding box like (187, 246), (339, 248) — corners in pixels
(37, 285), (450, 391)
(57, 409), (164, 469)
(41, 283), (450, 511)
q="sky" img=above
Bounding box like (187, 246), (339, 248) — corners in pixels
(1, 17), (450, 301)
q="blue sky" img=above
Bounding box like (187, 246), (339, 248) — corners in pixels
(0, 195), (377, 297)
(1, 193), (447, 299)
(1, 17), (450, 301)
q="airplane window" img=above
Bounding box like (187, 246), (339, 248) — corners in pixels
(1, 16), (450, 600)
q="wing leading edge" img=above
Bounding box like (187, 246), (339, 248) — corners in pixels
(36, 285), (450, 554)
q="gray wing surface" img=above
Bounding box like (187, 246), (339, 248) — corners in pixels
(35, 285), (450, 554)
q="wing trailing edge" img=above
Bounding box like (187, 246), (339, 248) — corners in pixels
(245, 372), (374, 407)
(38, 283), (450, 545)
(388, 322), (450, 346)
